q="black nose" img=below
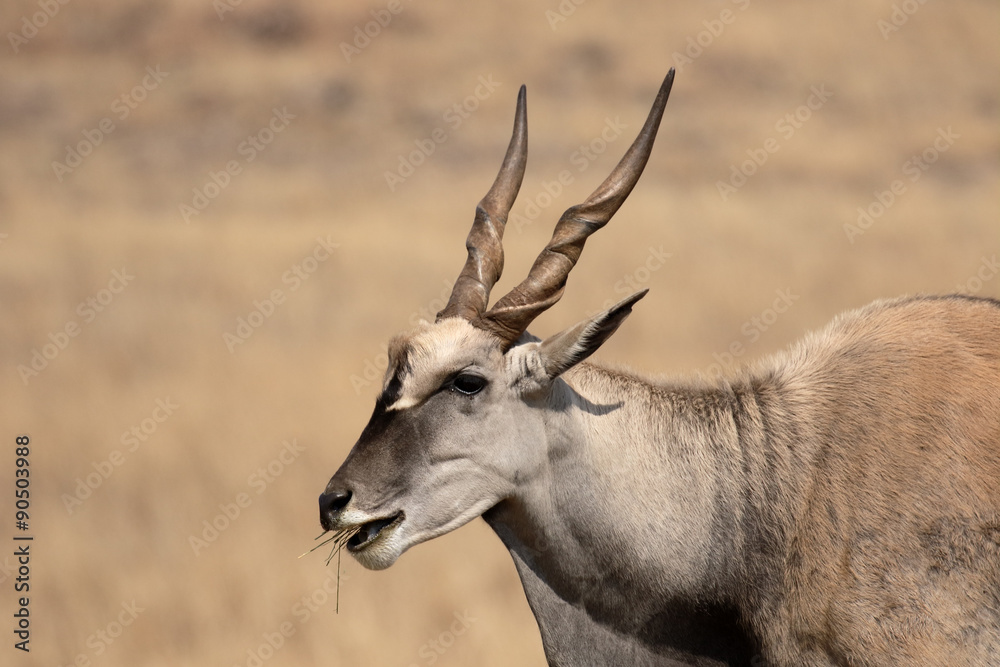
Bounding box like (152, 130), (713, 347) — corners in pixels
(319, 488), (352, 530)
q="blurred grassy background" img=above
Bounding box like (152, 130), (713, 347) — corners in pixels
(0, 0), (997, 665)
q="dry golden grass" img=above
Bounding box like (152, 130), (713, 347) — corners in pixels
(1, 0), (997, 665)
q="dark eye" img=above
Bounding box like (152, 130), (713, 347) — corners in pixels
(451, 374), (486, 396)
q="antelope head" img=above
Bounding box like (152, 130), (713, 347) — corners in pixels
(319, 70), (675, 570)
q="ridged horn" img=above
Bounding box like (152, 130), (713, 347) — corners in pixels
(476, 69), (674, 345)
(436, 85), (528, 322)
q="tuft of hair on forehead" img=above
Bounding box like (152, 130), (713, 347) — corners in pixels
(378, 318), (503, 410)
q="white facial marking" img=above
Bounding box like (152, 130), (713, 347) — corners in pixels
(383, 318), (500, 411)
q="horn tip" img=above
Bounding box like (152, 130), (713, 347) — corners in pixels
(658, 70), (676, 100)
(629, 287), (650, 304)
(611, 289), (649, 315)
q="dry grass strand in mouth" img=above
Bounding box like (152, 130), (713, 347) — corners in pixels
(298, 527), (360, 613)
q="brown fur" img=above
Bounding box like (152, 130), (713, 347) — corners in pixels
(559, 294), (1000, 665)
(752, 295), (1000, 665)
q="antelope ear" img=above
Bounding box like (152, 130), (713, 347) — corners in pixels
(537, 290), (648, 378)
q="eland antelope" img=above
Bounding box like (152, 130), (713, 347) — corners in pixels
(318, 70), (1000, 666)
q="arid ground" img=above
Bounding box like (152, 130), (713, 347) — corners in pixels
(1, 0), (997, 665)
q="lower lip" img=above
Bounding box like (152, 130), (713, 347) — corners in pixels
(347, 514), (402, 552)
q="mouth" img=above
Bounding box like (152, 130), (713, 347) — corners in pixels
(347, 511), (404, 553)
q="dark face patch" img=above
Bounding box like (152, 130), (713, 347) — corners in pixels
(331, 392), (422, 501)
(377, 346), (412, 409)
(330, 348), (497, 500)
(378, 368), (405, 409)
